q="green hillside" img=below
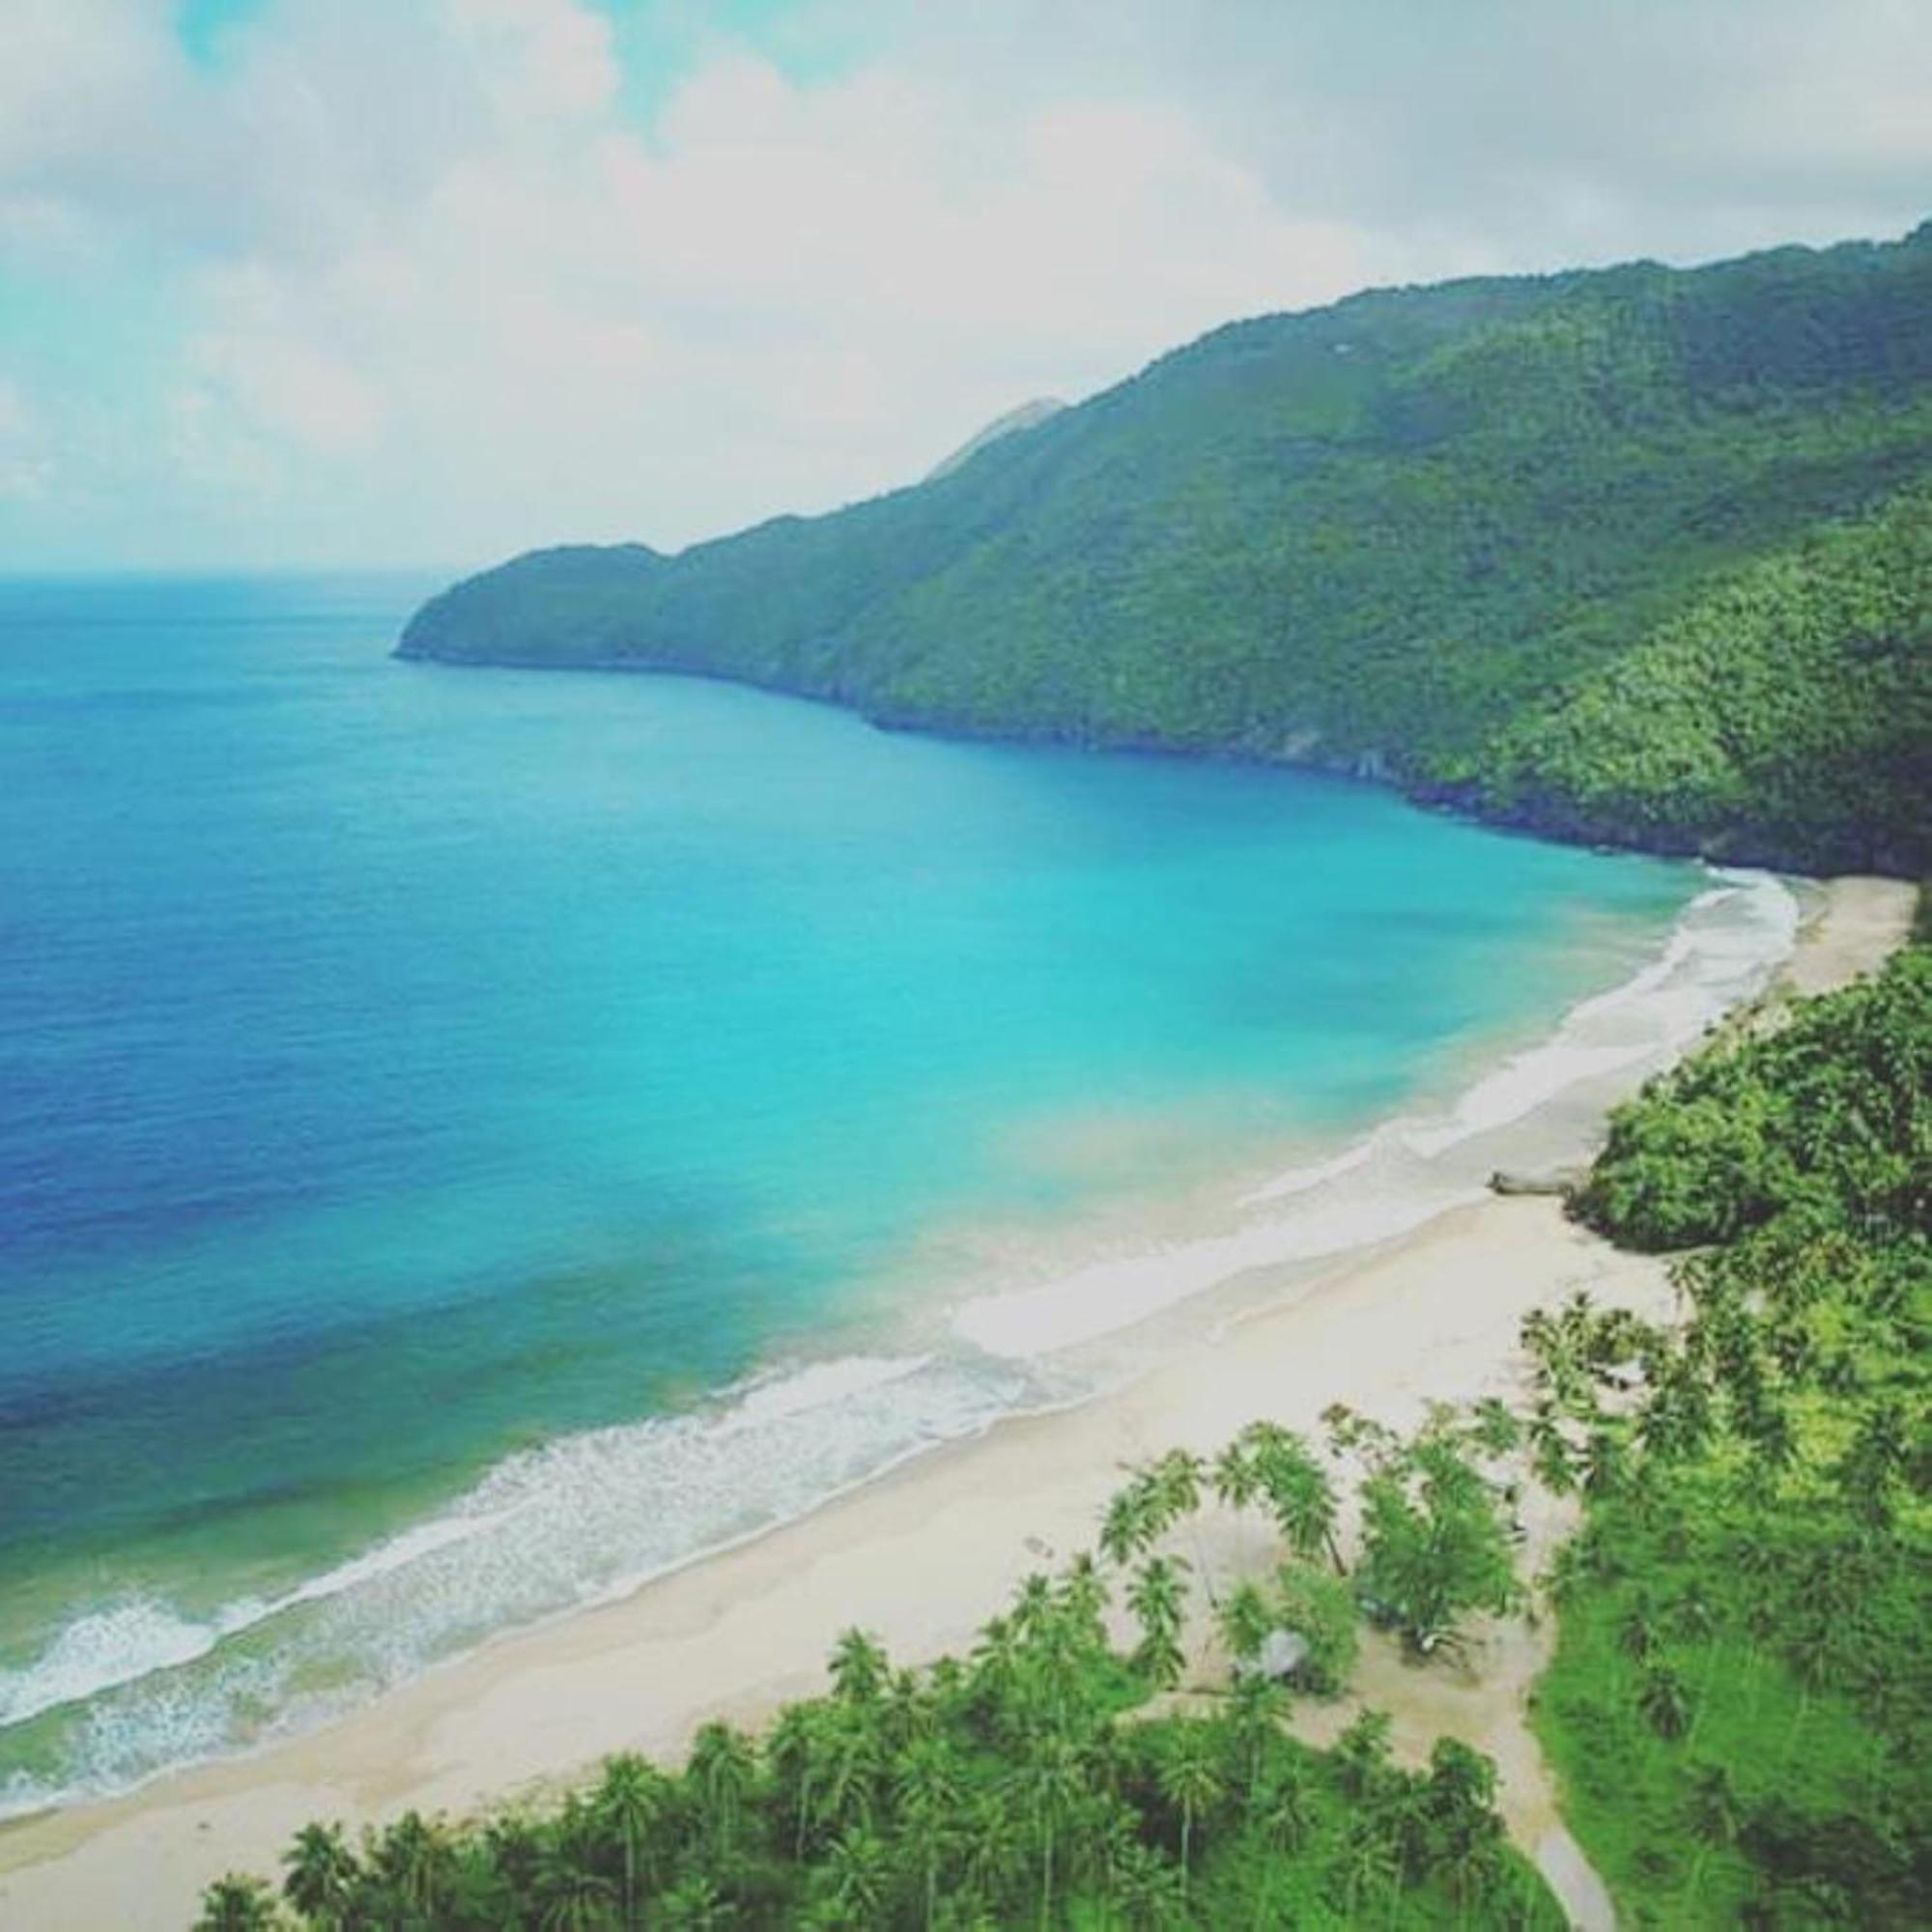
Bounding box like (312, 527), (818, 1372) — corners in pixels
(1531, 946), (1931, 1924)
(400, 225), (1932, 872)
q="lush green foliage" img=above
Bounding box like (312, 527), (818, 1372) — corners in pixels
(1466, 490), (1931, 870)
(1324, 1405), (1523, 1654)
(402, 225), (1932, 872)
(1530, 946), (1931, 1925)
(196, 1423), (1546, 1928)
(1572, 946), (1931, 1247)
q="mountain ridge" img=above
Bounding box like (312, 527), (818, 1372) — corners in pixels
(925, 397), (1067, 482)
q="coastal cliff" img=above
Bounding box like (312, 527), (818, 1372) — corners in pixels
(400, 224), (1932, 875)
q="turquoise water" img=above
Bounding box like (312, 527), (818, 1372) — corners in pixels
(0, 573), (1712, 1807)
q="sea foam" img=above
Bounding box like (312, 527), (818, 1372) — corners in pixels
(0, 1350), (1033, 1818)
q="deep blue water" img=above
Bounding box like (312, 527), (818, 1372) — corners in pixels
(0, 572), (1699, 1804)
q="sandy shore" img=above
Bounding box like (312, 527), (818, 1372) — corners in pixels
(1776, 872), (1918, 996)
(2, 874), (1914, 1929)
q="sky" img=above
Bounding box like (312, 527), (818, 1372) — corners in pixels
(1, 0), (1927, 572)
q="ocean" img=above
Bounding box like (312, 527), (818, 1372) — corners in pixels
(0, 572), (1792, 1813)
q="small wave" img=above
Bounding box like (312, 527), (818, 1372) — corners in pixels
(720, 1354), (932, 1432)
(952, 1184), (1479, 1357)
(1404, 868), (1795, 1157)
(0, 1350), (1031, 1818)
(0, 1602), (239, 1731)
(0, 1512), (526, 1733)
(1238, 1136), (1378, 1208)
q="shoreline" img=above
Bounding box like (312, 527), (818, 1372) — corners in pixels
(0, 874), (1914, 1929)
(0, 854), (1737, 1778)
(399, 652), (1915, 883)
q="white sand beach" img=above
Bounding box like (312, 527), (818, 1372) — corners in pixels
(0, 874), (1913, 1931)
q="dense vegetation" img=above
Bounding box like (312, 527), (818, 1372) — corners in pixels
(401, 224), (1932, 873)
(193, 1415), (1558, 1927)
(1531, 946), (1930, 1924)
(1461, 489), (1931, 869)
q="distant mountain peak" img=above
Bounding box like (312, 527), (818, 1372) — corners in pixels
(924, 397), (1067, 482)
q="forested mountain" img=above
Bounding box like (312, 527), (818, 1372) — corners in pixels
(400, 225), (1932, 872)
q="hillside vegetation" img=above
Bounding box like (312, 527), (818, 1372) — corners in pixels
(1530, 946), (1931, 1924)
(401, 224), (1932, 873)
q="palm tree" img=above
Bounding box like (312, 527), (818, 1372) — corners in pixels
(1748, 1398), (1797, 1475)
(894, 1735), (964, 1927)
(1221, 1670), (1287, 1802)
(1110, 1836), (1186, 1929)
(1582, 1427), (1628, 1498)
(655, 1873), (732, 1929)
(1012, 1572), (1055, 1641)
(956, 1787), (1018, 1916)
(1255, 1762), (1315, 1854)
(830, 1627), (889, 1706)
(1619, 1602), (1659, 1664)
(1213, 1438), (1259, 1511)
(194, 1875), (281, 1932)
(1057, 1552), (1109, 1643)
(1468, 1396), (1520, 1458)
(1639, 1363), (1714, 1462)
(1839, 1399), (1908, 1525)
(485, 1811), (548, 1901)
(969, 1613), (1025, 1730)
(687, 1719), (759, 1858)
(927, 1653), (970, 1724)
(1127, 1553), (1190, 1688)
(1256, 1437), (1342, 1573)
(816, 1700), (884, 1837)
(1150, 1448), (1213, 1597)
(1216, 1578), (1271, 1666)
(1154, 1726), (1223, 1896)
(533, 1845), (618, 1932)
(593, 1751), (670, 1923)
(1522, 1303), (1592, 1412)
(1151, 1448), (1205, 1525)
(1339, 1814), (1401, 1921)
(1639, 1663), (1692, 1741)
(1028, 1605), (1100, 1736)
(371, 1810), (451, 1920)
(1100, 1482), (1153, 1567)
(1671, 1585), (1717, 1642)
(1005, 1733), (1091, 1928)
(825, 1823), (892, 1924)
(767, 1702), (824, 1858)
(1528, 1402), (1578, 1495)
(1422, 1734), (1499, 1891)
(882, 1665), (934, 1755)
(281, 1820), (357, 1927)
(1332, 1708), (1394, 1802)
(1685, 1760), (1742, 1902)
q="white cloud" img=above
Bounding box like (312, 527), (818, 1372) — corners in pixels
(0, 0), (1926, 568)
